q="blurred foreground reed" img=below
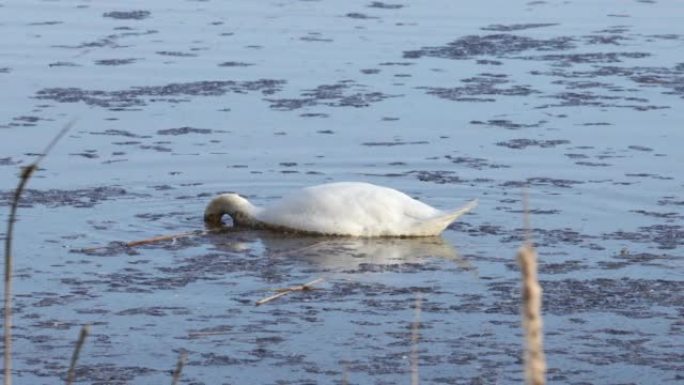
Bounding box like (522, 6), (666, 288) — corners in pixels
(518, 243), (546, 385)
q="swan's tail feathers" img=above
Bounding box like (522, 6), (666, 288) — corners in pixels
(444, 199), (478, 222)
(417, 199), (478, 236)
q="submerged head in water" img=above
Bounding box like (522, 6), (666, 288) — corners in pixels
(203, 193), (258, 227)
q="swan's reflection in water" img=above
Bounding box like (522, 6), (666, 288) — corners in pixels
(209, 230), (474, 273)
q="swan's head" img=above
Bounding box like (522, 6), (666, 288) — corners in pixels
(204, 193), (256, 227)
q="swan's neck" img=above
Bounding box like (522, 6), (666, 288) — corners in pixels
(204, 194), (262, 227)
(231, 207), (259, 227)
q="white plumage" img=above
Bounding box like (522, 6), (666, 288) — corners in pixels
(204, 182), (477, 237)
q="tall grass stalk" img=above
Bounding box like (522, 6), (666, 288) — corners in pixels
(3, 121), (73, 385)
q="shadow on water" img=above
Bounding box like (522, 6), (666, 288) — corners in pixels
(205, 228), (475, 274)
(71, 226), (477, 295)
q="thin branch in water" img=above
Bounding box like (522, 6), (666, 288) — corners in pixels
(4, 120), (74, 385)
(171, 351), (187, 385)
(255, 278), (324, 306)
(66, 324), (90, 385)
(76, 227), (236, 253)
(125, 231), (203, 247)
(77, 230), (209, 253)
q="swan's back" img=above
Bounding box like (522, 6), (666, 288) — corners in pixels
(255, 182), (445, 236)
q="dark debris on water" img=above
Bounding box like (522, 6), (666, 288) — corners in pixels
(496, 138), (570, 149)
(0, 186), (137, 208)
(487, 277), (683, 318)
(102, 10), (151, 20)
(266, 80), (398, 110)
(35, 79), (285, 109)
(403, 34), (575, 60)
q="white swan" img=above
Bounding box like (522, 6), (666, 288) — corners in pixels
(204, 182), (477, 237)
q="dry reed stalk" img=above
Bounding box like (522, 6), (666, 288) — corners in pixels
(4, 121), (73, 385)
(170, 352), (187, 385)
(255, 278), (324, 306)
(410, 294), (422, 385)
(65, 324), (90, 385)
(518, 244), (546, 385)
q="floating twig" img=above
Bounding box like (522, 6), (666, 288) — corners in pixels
(77, 228), (235, 253)
(187, 331), (231, 339)
(170, 351), (187, 385)
(66, 324), (90, 385)
(126, 231), (204, 247)
(255, 278), (324, 306)
(4, 120), (74, 385)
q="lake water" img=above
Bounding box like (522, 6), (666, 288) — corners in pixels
(0, 0), (682, 384)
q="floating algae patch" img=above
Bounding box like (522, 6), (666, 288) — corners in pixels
(469, 119), (547, 130)
(35, 79), (285, 109)
(218, 61), (254, 67)
(598, 252), (681, 270)
(156, 126), (217, 135)
(266, 80), (399, 110)
(367, 2), (405, 10)
(54, 29), (158, 50)
(0, 157), (21, 166)
(496, 138), (570, 149)
(495, 227), (600, 248)
(72, 365), (159, 384)
(404, 34), (575, 60)
(604, 224), (684, 250)
(444, 155), (510, 170)
(538, 90), (668, 111)
(94, 58), (139, 66)
(102, 10), (151, 20)
(361, 140), (429, 146)
(532, 63), (684, 100)
(0, 186), (141, 208)
(89, 129), (150, 138)
(500, 177), (584, 188)
(481, 23), (560, 32)
(519, 51), (651, 64)
(422, 74), (539, 102)
(487, 277), (684, 318)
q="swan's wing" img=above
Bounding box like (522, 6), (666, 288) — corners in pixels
(256, 183), (439, 236)
(256, 182), (475, 236)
